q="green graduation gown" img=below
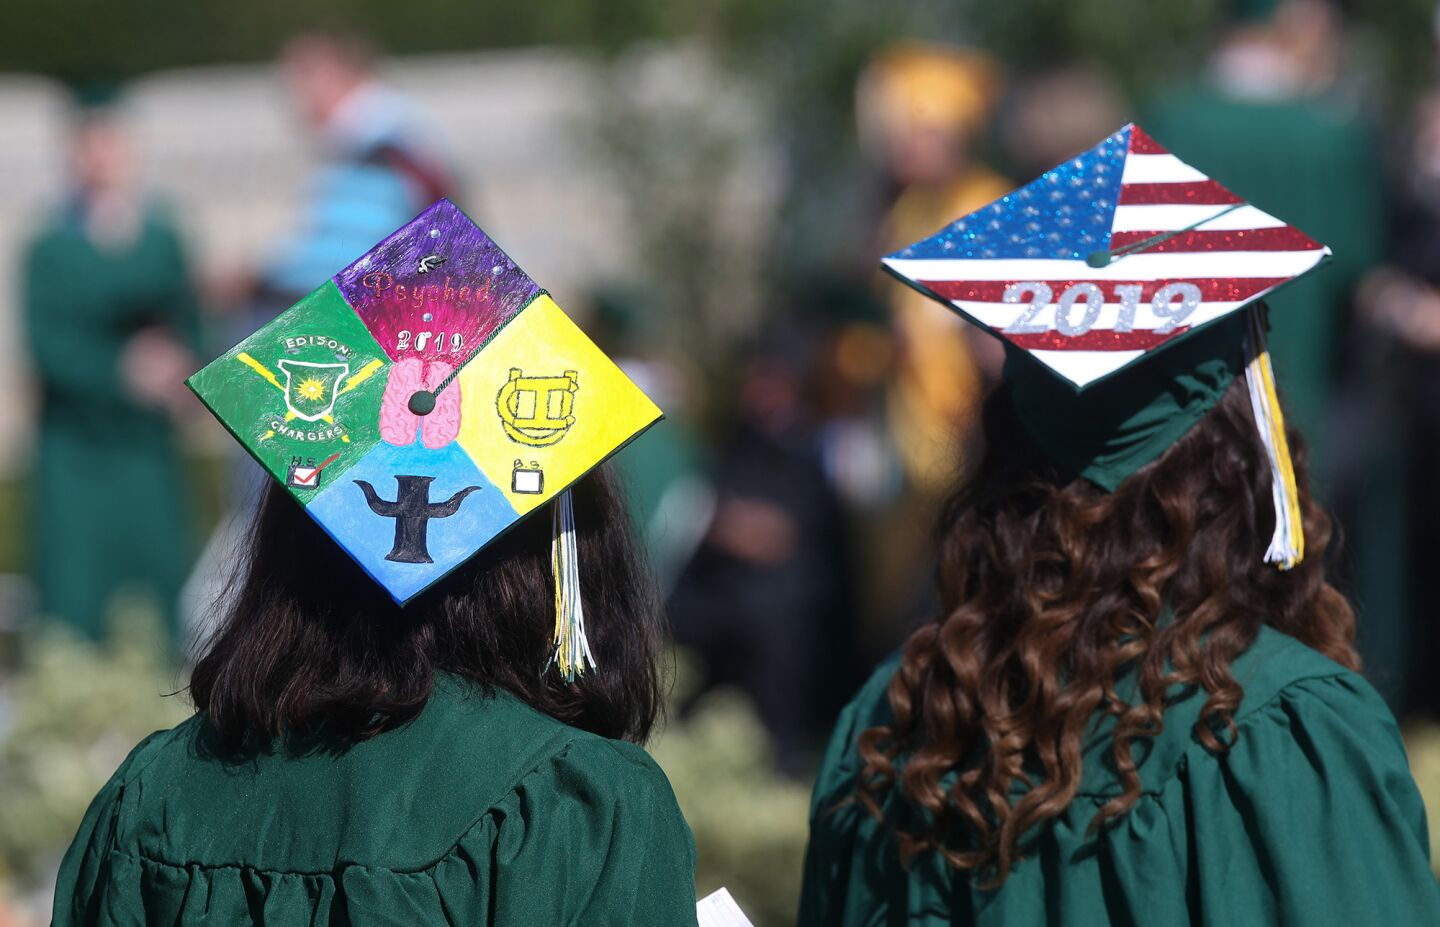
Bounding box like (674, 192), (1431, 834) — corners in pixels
(52, 674), (699, 926)
(23, 202), (200, 643)
(799, 627), (1440, 926)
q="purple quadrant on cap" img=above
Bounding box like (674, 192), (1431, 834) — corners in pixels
(334, 199), (540, 365)
(305, 439), (518, 604)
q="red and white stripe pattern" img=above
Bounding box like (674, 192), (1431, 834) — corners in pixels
(883, 125), (1330, 389)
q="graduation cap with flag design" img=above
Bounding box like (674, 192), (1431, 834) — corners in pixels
(883, 124), (1328, 570)
(188, 199), (663, 679)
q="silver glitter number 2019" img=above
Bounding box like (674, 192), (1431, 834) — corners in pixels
(1002, 281), (1202, 337)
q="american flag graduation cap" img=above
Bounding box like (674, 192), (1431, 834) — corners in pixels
(884, 124), (1328, 569)
(188, 200), (663, 679)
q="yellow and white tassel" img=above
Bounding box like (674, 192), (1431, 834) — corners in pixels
(550, 490), (594, 681)
(1243, 307), (1304, 570)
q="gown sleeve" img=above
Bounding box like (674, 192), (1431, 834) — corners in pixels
(1189, 673), (1440, 926)
(478, 736), (699, 927)
(798, 660), (899, 927)
(52, 733), (167, 927)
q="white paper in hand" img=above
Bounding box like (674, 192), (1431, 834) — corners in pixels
(696, 887), (755, 927)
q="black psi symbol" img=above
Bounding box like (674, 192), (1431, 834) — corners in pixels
(354, 476), (481, 563)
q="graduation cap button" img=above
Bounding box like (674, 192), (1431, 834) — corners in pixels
(408, 390), (437, 416)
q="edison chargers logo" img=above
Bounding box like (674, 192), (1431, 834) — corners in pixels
(236, 340), (384, 444)
(496, 368), (578, 446)
(278, 360), (350, 421)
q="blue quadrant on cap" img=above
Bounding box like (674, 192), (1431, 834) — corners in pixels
(305, 440), (516, 604)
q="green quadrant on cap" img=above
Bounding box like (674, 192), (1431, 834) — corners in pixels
(186, 281), (387, 499)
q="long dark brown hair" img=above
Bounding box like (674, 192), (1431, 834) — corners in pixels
(190, 465), (664, 751)
(856, 376), (1357, 884)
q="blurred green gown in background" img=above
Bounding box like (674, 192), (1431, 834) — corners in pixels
(1143, 90), (1412, 698)
(22, 202), (199, 643)
(798, 627), (1440, 925)
(1141, 88), (1384, 476)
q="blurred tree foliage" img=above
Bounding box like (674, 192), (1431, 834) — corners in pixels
(1406, 723), (1440, 870)
(0, 606), (187, 889)
(649, 664), (813, 926)
(2, 0), (1430, 98)
(0, 0), (667, 81)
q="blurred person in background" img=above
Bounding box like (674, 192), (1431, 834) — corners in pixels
(202, 28), (456, 335)
(858, 43), (1010, 493)
(804, 279), (907, 662)
(250, 28), (456, 311)
(1143, 0), (1392, 699)
(668, 329), (855, 774)
(1354, 82), (1440, 715)
(586, 287), (709, 593)
(1142, 0), (1384, 491)
(1000, 64), (1129, 182)
(21, 87), (200, 647)
(855, 44), (1011, 652)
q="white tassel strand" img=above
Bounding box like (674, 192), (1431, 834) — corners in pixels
(1243, 307), (1304, 570)
(550, 490), (595, 681)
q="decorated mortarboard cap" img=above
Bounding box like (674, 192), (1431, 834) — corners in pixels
(188, 199), (663, 677)
(883, 123), (1328, 569)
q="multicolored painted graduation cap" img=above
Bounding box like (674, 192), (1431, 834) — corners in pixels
(188, 200), (662, 671)
(883, 124), (1329, 569)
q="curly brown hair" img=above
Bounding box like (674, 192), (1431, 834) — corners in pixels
(855, 376), (1358, 885)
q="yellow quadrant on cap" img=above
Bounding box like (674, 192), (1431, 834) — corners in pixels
(455, 293), (663, 515)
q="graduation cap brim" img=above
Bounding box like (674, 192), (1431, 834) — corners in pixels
(881, 251), (1330, 393)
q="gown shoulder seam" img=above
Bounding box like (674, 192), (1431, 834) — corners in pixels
(1074, 667), (1358, 799)
(121, 733), (620, 876)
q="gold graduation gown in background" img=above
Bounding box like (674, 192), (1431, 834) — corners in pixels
(882, 169), (1012, 489)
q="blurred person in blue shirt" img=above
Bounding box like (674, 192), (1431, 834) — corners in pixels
(254, 29), (456, 309)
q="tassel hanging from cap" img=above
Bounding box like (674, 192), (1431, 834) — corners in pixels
(1243, 306), (1304, 570)
(550, 490), (595, 681)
